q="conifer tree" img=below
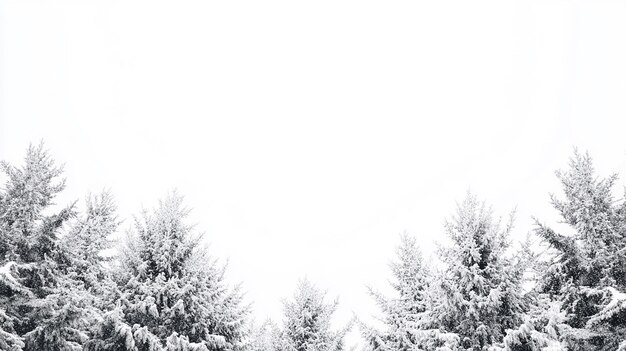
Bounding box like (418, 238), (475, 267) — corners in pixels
(279, 279), (350, 351)
(513, 151), (626, 351)
(0, 143), (96, 351)
(248, 319), (282, 351)
(86, 192), (249, 351)
(435, 193), (526, 350)
(362, 233), (459, 351)
(62, 191), (120, 310)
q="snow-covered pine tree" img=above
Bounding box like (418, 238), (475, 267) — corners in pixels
(59, 190), (122, 343)
(248, 319), (282, 351)
(280, 279), (351, 351)
(525, 150), (626, 350)
(362, 233), (459, 351)
(63, 191), (118, 277)
(85, 192), (249, 351)
(435, 193), (526, 350)
(0, 143), (97, 351)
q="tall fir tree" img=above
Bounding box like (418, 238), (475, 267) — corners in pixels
(0, 143), (98, 351)
(513, 151), (626, 351)
(435, 193), (526, 350)
(85, 192), (249, 351)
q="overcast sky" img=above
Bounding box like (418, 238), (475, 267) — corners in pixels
(1, 0), (626, 347)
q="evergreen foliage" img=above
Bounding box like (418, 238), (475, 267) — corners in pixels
(0, 143), (95, 351)
(362, 233), (459, 351)
(509, 151), (626, 351)
(250, 279), (351, 351)
(4, 143), (626, 351)
(435, 193), (526, 350)
(248, 319), (282, 351)
(281, 279), (350, 351)
(85, 192), (249, 351)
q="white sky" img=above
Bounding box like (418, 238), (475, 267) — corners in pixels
(1, 0), (626, 348)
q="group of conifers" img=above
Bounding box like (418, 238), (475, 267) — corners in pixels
(1, 143), (625, 351)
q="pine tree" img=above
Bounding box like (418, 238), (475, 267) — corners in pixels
(248, 319), (282, 351)
(62, 191), (120, 307)
(525, 151), (626, 350)
(435, 193), (526, 350)
(86, 192), (249, 351)
(0, 143), (96, 351)
(363, 233), (459, 351)
(279, 279), (351, 351)
(63, 191), (118, 274)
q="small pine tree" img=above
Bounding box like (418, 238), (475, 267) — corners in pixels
(248, 319), (282, 351)
(280, 279), (350, 351)
(363, 233), (459, 351)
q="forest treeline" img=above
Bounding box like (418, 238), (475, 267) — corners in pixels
(2, 143), (626, 351)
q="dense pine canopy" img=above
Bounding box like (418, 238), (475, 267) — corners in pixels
(0, 145), (249, 351)
(3, 144), (626, 351)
